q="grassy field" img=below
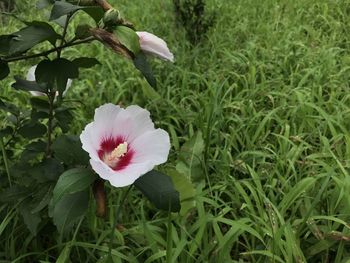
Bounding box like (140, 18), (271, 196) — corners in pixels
(1, 0), (350, 262)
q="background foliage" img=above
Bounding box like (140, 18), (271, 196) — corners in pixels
(1, 0), (350, 262)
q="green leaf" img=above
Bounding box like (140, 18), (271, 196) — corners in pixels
(19, 202), (41, 236)
(50, 1), (104, 23)
(49, 1), (81, 20)
(133, 52), (157, 88)
(9, 21), (60, 55)
(141, 82), (161, 100)
(19, 140), (46, 163)
(55, 107), (74, 133)
(35, 58), (78, 95)
(176, 131), (204, 181)
(0, 35), (13, 55)
(75, 24), (91, 39)
(114, 26), (140, 55)
(37, 0), (54, 9)
(167, 169), (196, 216)
(82, 6), (105, 23)
(56, 243), (72, 263)
(18, 122), (47, 139)
(72, 57), (100, 68)
(12, 76), (47, 93)
(0, 97), (20, 115)
(52, 135), (89, 166)
(31, 109), (49, 121)
(0, 60), (10, 80)
(30, 97), (50, 111)
(51, 167), (96, 209)
(134, 170), (180, 212)
(52, 190), (89, 234)
(30, 158), (64, 182)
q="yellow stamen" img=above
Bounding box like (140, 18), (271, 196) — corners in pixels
(104, 142), (128, 167)
(111, 142), (128, 159)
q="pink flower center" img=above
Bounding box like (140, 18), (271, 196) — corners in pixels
(98, 136), (134, 171)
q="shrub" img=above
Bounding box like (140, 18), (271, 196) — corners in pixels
(173, 0), (216, 45)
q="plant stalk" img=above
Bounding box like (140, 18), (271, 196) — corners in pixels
(0, 137), (11, 186)
(46, 91), (55, 157)
(57, 14), (71, 58)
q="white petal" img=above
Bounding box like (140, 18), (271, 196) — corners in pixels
(90, 159), (153, 187)
(29, 91), (46, 96)
(92, 104), (156, 145)
(124, 105), (154, 141)
(80, 122), (99, 160)
(90, 103), (124, 147)
(136, 31), (174, 62)
(131, 128), (170, 165)
(26, 65), (37, 81)
(62, 79), (72, 96)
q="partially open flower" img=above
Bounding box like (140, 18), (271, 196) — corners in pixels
(136, 31), (174, 62)
(26, 65), (72, 96)
(80, 103), (170, 187)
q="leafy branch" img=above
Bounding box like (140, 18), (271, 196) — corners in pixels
(3, 37), (95, 63)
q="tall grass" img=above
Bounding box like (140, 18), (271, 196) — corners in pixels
(1, 0), (350, 262)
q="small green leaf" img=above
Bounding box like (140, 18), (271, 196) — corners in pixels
(52, 190), (89, 234)
(114, 26), (140, 55)
(18, 122), (47, 139)
(50, 1), (104, 23)
(134, 170), (180, 212)
(72, 57), (100, 68)
(12, 76), (47, 93)
(52, 135), (89, 166)
(0, 60), (10, 80)
(51, 167), (96, 208)
(35, 58), (78, 95)
(133, 52), (157, 88)
(167, 169), (196, 216)
(9, 22), (60, 55)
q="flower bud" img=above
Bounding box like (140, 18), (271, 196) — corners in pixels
(93, 179), (107, 218)
(136, 32), (174, 62)
(103, 8), (121, 27)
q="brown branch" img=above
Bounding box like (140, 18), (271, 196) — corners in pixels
(94, 0), (113, 11)
(68, 0), (113, 10)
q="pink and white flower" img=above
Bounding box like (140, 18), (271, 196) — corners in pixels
(26, 65), (72, 96)
(136, 31), (174, 62)
(80, 103), (170, 187)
